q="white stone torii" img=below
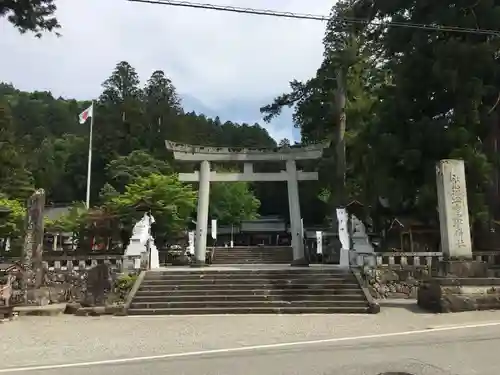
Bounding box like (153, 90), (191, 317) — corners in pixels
(165, 141), (329, 266)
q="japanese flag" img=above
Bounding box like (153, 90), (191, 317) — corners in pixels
(79, 103), (93, 124)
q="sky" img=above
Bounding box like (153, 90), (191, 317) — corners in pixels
(0, 0), (334, 143)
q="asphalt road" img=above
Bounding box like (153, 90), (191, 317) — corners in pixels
(3, 322), (499, 375)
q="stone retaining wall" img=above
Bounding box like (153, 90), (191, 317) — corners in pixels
(418, 278), (500, 313)
(5, 266), (133, 307)
(361, 267), (431, 299)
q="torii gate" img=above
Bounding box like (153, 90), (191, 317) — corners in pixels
(165, 140), (329, 266)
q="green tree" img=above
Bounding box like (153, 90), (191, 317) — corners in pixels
(31, 134), (87, 203)
(97, 61), (145, 159)
(210, 182), (260, 225)
(261, 0), (377, 217)
(1, 0), (60, 37)
(106, 174), (197, 241)
(351, 0), (500, 223)
(0, 60), (293, 222)
(143, 70), (183, 154)
(278, 138), (291, 147)
(106, 150), (171, 192)
(0, 197), (25, 239)
(98, 183), (119, 203)
(44, 202), (88, 234)
(0, 101), (34, 200)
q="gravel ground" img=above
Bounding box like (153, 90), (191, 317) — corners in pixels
(2, 300), (500, 369)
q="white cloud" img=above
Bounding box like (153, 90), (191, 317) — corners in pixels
(0, 0), (333, 141)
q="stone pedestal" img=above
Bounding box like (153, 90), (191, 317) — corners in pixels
(339, 248), (350, 268)
(436, 159), (472, 259)
(351, 215), (375, 267)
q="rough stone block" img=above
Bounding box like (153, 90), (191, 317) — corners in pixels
(74, 304), (124, 316)
(368, 303), (381, 314)
(417, 280), (442, 312)
(26, 287), (51, 306)
(64, 302), (81, 314)
(441, 294), (477, 313)
(417, 278), (500, 313)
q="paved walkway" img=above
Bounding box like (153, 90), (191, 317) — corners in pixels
(2, 300), (500, 370)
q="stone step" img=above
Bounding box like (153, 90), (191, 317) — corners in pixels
(214, 251), (293, 256)
(214, 248), (291, 251)
(133, 293), (365, 303)
(214, 246), (292, 250)
(141, 277), (355, 287)
(127, 306), (371, 315)
(138, 283), (360, 291)
(128, 268), (373, 315)
(135, 288), (363, 297)
(213, 260), (291, 264)
(214, 250), (291, 254)
(214, 250), (291, 253)
(213, 254), (293, 260)
(129, 299), (369, 309)
(212, 248), (293, 265)
(146, 269), (351, 276)
(213, 257), (291, 260)
(144, 273), (352, 280)
(213, 258), (292, 261)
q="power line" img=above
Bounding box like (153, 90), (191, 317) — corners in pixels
(128, 0), (500, 36)
(129, 0), (328, 21)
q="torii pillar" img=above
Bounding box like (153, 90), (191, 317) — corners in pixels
(195, 160), (211, 265)
(165, 141), (329, 266)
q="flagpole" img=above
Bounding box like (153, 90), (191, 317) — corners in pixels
(85, 101), (94, 209)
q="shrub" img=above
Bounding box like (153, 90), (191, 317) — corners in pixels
(114, 274), (138, 300)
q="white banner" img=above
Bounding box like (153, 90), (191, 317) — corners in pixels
(316, 231), (323, 254)
(336, 208), (350, 250)
(211, 219), (217, 239)
(188, 231), (195, 255)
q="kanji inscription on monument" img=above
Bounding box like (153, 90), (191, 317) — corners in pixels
(436, 159), (472, 258)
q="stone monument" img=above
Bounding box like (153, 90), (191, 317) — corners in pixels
(417, 159), (493, 312)
(21, 189), (45, 304)
(436, 159), (472, 259)
(165, 141), (328, 266)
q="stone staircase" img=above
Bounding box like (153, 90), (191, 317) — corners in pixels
(212, 246), (293, 264)
(127, 268), (377, 315)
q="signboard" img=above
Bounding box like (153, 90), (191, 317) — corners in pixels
(211, 219), (217, 239)
(316, 231), (323, 254)
(188, 231), (195, 255)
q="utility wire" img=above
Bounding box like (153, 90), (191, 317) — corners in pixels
(128, 0), (500, 36)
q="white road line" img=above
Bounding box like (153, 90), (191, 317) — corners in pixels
(428, 320), (500, 329)
(2, 321), (500, 373)
(124, 314), (373, 318)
